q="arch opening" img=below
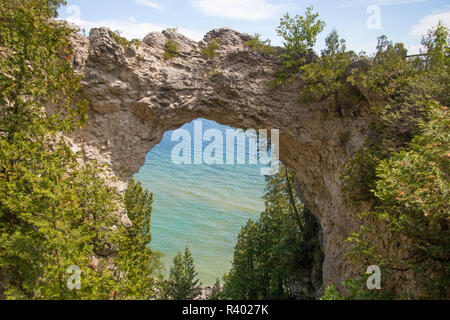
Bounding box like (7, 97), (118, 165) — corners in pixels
(134, 118), (275, 284)
(132, 118), (324, 299)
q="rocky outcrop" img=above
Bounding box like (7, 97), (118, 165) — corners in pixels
(68, 26), (374, 295)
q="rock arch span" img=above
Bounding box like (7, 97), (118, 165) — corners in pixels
(69, 27), (373, 293)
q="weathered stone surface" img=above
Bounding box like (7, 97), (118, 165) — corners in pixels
(68, 27), (374, 295)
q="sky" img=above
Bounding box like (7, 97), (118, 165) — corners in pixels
(58, 0), (450, 55)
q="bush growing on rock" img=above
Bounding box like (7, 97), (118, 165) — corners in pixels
(163, 38), (179, 60)
(244, 33), (276, 56)
(110, 30), (140, 48)
(273, 6), (325, 85)
(201, 38), (221, 60)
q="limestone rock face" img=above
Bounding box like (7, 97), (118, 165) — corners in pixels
(69, 27), (374, 295)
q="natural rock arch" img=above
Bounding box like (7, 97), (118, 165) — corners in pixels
(69, 27), (374, 293)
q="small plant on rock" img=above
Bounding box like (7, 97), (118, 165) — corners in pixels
(163, 38), (179, 60)
(201, 38), (221, 60)
(244, 33), (276, 56)
(110, 30), (141, 48)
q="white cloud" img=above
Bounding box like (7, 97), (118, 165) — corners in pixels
(178, 28), (205, 41)
(191, 0), (281, 21)
(410, 10), (450, 36)
(135, 0), (163, 10)
(340, 0), (427, 7)
(63, 5), (203, 41)
(67, 15), (163, 40)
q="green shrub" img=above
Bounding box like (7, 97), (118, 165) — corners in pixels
(164, 247), (202, 300)
(298, 30), (357, 107)
(201, 38), (221, 60)
(322, 278), (395, 300)
(244, 34), (276, 56)
(321, 284), (345, 300)
(109, 30), (140, 48)
(163, 38), (179, 60)
(342, 25), (450, 299)
(223, 165), (320, 300)
(273, 6), (325, 85)
(0, 1), (162, 300)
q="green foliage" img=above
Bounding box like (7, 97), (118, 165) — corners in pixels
(277, 7), (325, 58)
(165, 247), (202, 300)
(273, 7), (325, 85)
(343, 28), (447, 204)
(0, 150), (121, 299)
(322, 29), (347, 57)
(223, 165), (322, 300)
(370, 104), (449, 298)
(0, 0), (161, 300)
(297, 29), (362, 115)
(110, 30), (129, 46)
(422, 21), (450, 71)
(291, 18), (449, 298)
(348, 37), (411, 100)
(109, 30), (140, 48)
(342, 25), (450, 299)
(163, 38), (179, 60)
(201, 39), (222, 76)
(0, 0), (88, 137)
(322, 278), (394, 300)
(420, 21), (450, 106)
(201, 38), (221, 60)
(0, 0), (119, 299)
(114, 179), (163, 300)
(299, 30), (365, 118)
(342, 141), (383, 202)
(130, 39), (141, 47)
(244, 33), (276, 56)
(321, 284), (345, 300)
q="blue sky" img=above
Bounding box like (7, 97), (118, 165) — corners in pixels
(58, 0), (450, 55)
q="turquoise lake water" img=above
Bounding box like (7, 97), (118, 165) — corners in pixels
(134, 119), (267, 285)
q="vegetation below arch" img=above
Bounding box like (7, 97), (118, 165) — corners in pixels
(0, 1), (448, 300)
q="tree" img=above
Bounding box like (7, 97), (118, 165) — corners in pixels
(321, 29), (346, 57)
(375, 103), (449, 298)
(0, 0), (122, 299)
(0, 0), (88, 138)
(201, 38), (221, 60)
(298, 29), (360, 114)
(207, 278), (225, 300)
(165, 247), (202, 300)
(223, 219), (260, 299)
(0, 0), (162, 300)
(342, 24), (450, 299)
(223, 165), (322, 300)
(244, 34), (276, 56)
(163, 38), (178, 60)
(422, 21), (450, 71)
(420, 21), (450, 106)
(347, 102), (449, 299)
